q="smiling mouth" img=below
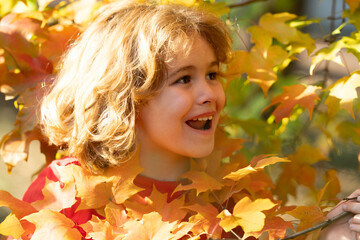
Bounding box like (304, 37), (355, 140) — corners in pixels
(186, 116), (213, 130)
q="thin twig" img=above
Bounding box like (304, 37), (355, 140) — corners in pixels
(279, 212), (351, 240)
(227, 0), (267, 9)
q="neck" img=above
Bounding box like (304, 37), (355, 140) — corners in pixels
(138, 143), (190, 182)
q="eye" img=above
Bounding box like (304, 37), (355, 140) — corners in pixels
(207, 72), (217, 80)
(175, 75), (191, 84)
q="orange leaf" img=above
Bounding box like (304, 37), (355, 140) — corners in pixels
(214, 127), (245, 158)
(23, 209), (83, 240)
(32, 178), (77, 211)
(123, 212), (178, 240)
(317, 169), (341, 204)
(174, 171), (223, 196)
(288, 144), (328, 165)
(0, 190), (36, 218)
(245, 216), (294, 240)
(125, 186), (187, 223)
(81, 215), (124, 240)
(263, 84), (320, 123)
(286, 206), (325, 231)
(185, 203), (222, 238)
(57, 151), (143, 210)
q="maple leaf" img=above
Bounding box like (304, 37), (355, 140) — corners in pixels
(125, 186), (187, 223)
(317, 169), (341, 204)
(286, 205), (325, 232)
(57, 151), (143, 210)
(185, 202), (223, 238)
(81, 215), (125, 240)
(287, 144), (328, 165)
(214, 127), (245, 158)
(0, 213), (24, 239)
(326, 71), (360, 118)
(244, 216), (294, 240)
(123, 212), (178, 240)
(218, 196), (277, 233)
(0, 190), (37, 218)
(224, 154), (289, 181)
(174, 170), (224, 196)
(22, 209), (83, 240)
(263, 84), (320, 124)
(104, 202), (128, 227)
(31, 178), (77, 211)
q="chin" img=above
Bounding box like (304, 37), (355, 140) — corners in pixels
(187, 146), (214, 159)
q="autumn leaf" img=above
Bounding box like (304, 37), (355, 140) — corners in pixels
(125, 186), (187, 223)
(250, 154), (290, 168)
(218, 196), (277, 233)
(81, 215), (125, 240)
(0, 190), (37, 218)
(174, 170), (224, 196)
(123, 212), (178, 240)
(57, 151), (143, 210)
(185, 202), (223, 237)
(317, 169), (341, 204)
(224, 154), (289, 182)
(244, 216), (294, 240)
(0, 213), (24, 239)
(263, 84), (320, 123)
(326, 71), (360, 118)
(288, 144), (328, 165)
(286, 205), (325, 231)
(22, 209), (83, 240)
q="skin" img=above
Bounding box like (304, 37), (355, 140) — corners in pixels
(136, 36), (225, 181)
(319, 189), (360, 240)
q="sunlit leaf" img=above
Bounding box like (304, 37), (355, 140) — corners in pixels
(23, 209), (83, 240)
(263, 84), (320, 123)
(326, 71), (360, 118)
(174, 170), (223, 196)
(218, 197), (276, 233)
(0, 213), (24, 239)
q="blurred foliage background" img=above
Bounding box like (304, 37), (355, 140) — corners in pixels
(1, 0), (360, 237)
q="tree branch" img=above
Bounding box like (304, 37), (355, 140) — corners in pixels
(279, 211), (351, 240)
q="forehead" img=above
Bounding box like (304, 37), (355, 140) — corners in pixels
(164, 36), (217, 71)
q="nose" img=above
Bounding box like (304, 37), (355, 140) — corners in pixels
(196, 78), (217, 105)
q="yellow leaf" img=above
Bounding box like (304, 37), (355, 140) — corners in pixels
(174, 171), (223, 196)
(327, 71), (360, 118)
(218, 197), (276, 233)
(0, 213), (24, 239)
(250, 154), (290, 169)
(223, 165), (256, 181)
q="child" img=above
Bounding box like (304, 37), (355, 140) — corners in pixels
(9, 1), (360, 239)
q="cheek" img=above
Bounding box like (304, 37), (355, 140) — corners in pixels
(216, 85), (226, 110)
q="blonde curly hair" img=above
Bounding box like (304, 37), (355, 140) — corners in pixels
(40, 1), (233, 173)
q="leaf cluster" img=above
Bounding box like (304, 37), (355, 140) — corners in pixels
(0, 0), (360, 239)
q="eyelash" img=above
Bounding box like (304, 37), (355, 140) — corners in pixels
(174, 72), (218, 84)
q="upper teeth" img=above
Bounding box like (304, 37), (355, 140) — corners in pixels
(193, 116), (213, 121)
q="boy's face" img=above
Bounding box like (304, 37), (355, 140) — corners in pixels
(137, 36), (225, 159)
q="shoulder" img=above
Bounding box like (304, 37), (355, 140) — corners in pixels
(22, 157), (79, 203)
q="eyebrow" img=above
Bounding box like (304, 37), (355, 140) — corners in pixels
(168, 61), (219, 79)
